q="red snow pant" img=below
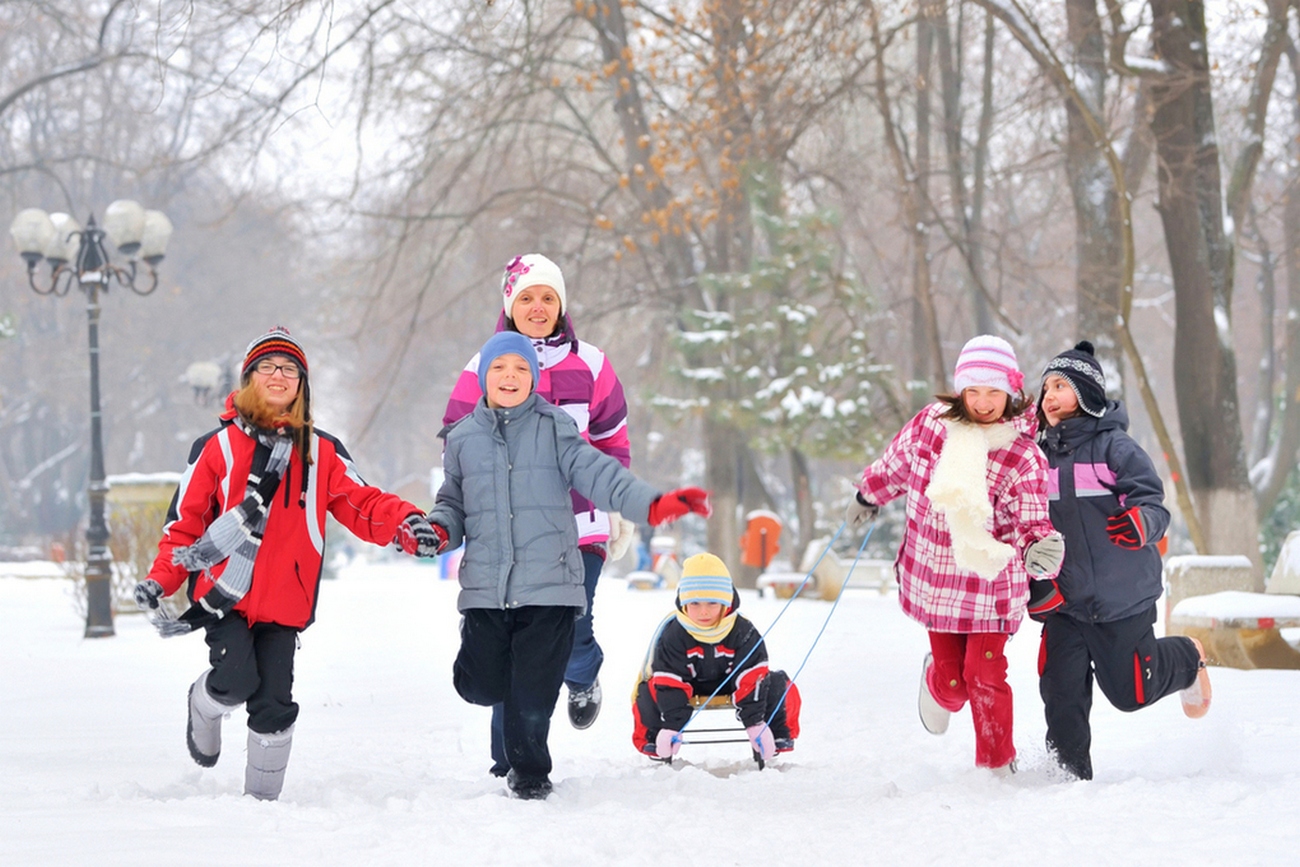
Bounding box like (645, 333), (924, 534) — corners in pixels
(927, 631), (1015, 769)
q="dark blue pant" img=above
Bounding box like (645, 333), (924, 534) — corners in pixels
(1038, 604), (1200, 780)
(490, 550), (603, 773)
(203, 612), (299, 734)
(455, 605), (576, 781)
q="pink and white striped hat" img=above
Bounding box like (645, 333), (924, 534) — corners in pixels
(952, 335), (1024, 395)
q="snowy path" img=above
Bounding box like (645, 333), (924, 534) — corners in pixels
(2, 560), (1298, 865)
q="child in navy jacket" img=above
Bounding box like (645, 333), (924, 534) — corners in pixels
(632, 553), (800, 762)
(1035, 341), (1211, 780)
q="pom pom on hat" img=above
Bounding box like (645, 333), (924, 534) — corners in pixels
(242, 326), (308, 379)
(676, 553), (739, 613)
(952, 335), (1024, 395)
(1041, 340), (1107, 417)
(477, 331), (541, 394)
(502, 253), (567, 318)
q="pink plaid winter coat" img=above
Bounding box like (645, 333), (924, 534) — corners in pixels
(856, 402), (1057, 634)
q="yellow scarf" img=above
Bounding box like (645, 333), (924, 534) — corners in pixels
(674, 609), (738, 644)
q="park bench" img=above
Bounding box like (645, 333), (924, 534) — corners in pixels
(1166, 541), (1300, 670)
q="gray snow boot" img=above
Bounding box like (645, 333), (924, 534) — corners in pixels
(244, 725), (295, 801)
(187, 670), (238, 767)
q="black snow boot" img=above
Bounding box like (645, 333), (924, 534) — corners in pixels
(506, 769), (553, 801)
(567, 679), (602, 730)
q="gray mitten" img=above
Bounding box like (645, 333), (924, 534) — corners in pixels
(1024, 533), (1065, 575)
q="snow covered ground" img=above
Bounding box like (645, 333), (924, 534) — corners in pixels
(3, 556), (1299, 866)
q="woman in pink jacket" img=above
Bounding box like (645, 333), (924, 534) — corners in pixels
(846, 336), (1064, 774)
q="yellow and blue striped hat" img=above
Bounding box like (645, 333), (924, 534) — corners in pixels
(676, 553), (738, 612)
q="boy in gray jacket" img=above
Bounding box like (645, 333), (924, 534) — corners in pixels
(427, 331), (709, 799)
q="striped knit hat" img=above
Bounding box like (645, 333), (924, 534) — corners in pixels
(676, 553), (739, 614)
(501, 253), (567, 318)
(952, 334), (1023, 395)
(242, 326), (308, 379)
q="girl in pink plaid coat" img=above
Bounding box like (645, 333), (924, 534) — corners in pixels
(846, 336), (1064, 774)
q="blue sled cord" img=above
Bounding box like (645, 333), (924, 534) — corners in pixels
(675, 518), (875, 746)
(757, 519), (877, 738)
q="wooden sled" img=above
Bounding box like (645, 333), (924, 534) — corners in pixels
(679, 694), (766, 769)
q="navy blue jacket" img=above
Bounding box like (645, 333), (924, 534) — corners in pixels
(1038, 400), (1170, 623)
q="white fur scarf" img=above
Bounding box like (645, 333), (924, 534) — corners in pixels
(925, 420), (1018, 580)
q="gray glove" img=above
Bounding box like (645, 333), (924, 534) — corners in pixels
(133, 579), (165, 610)
(844, 492), (879, 530)
(1024, 533), (1065, 576)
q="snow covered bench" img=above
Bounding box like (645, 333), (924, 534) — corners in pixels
(757, 540), (893, 600)
(1166, 547), (1300, 670)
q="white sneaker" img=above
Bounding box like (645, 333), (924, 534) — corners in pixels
(918, 653), (950, 735)
(990, 759), (1018, 778)
(1181, 638), (1212, 719)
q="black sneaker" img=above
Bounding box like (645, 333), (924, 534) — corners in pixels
(774, 738), (795, 753)
(506, 770), (553, 800)
(567, 679), (602, 729)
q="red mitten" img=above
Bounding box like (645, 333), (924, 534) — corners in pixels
(647, 487), (712, 525)
(1106, 506), (1147, 550)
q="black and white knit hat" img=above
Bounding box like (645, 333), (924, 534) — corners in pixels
(1041, 340), (1106, 417)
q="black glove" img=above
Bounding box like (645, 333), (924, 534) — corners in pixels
(844, 492), (879, 530)
(1106, 506), (1148, 550)
(1027, 579), (1064, 622)
(133, 579), (165, 610)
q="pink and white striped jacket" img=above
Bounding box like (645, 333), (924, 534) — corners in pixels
(442, 314), (631, 545)
(856, 402), (1057, 634)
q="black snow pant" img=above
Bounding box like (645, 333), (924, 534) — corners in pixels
(1038, 604), (1201, 780)
(203, 612), (299, 734)
(454, 605), (576, 782)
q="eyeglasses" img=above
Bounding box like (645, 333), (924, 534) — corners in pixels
(253, 360), (301, 379)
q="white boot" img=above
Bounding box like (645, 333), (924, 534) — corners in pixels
(245, 725), (294, 801)
(918, 653), (951, 736)
(187, 670), (238, 767)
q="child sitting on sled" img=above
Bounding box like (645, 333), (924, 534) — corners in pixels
(632, 552), (800, 762)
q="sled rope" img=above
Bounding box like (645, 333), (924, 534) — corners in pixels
(677, 518), (875, 744)
(758, 519), (877, 735)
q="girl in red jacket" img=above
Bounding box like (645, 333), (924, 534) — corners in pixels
(133, 326), (440, 800)
(846, 335), (1064, 774)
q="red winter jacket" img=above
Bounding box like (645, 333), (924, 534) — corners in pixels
(146, 398), (420, 629)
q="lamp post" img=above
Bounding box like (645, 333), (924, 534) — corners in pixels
(9, 201), (173, 638)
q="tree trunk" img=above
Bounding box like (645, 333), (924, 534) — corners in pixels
(705, 416), (744, 582)
(1148, 0), (1258, 566)
(1064, 0), (1123, 381)
(910, 3), (941, 408)
(790, 446), (815, 573)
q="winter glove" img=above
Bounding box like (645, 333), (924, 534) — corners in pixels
(133, 579), (165, 611)
(844, 492), (879, 531)
(655, 729), (682, 759)
(1027, 578), (1065, 622)
(394, 513), (446, 557)
(606, 512), (638, 562)
(647, 487), (712, 526)
(155, 604), (220, 638)
(1024, 533), (1065, 576)
(746, 724), (777, 761)
(1106, 506), (1149, 550)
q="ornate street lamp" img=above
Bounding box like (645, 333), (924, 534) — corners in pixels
(9, 201), (173, 638)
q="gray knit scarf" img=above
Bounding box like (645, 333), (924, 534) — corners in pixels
(171, 428), (293, 619)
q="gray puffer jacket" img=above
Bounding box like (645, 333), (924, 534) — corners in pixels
(432, 393), (658, 613)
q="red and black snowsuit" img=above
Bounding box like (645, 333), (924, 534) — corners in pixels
(631, 614), (801, 757)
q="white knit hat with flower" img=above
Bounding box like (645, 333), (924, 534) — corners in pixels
(501, 253), (567, 318)
(952, 335), (1024, 395)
